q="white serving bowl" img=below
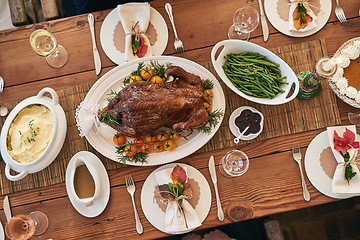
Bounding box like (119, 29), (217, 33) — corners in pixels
(0, 88), (67, 181)
(211, 40), (299, 105)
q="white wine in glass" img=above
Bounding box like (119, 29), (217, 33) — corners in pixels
(29, 29), (68, 68)
(5, 214), (36, 240)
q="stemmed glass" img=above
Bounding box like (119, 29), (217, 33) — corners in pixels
(5, 211), (49, 240)
(228, 6), (259, 41)
(219, 150), (249, 177)
(29, 29), (68, 68)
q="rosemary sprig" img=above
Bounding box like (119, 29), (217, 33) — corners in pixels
(150, 60), (172, 83)
(199, 109), (224, 134)
(124, 62), (145, 85)
(116, 143), (148, 165)
(105, 89), (118, 102)
(202, 79), (214, 90)
(99, 110), (119, 126)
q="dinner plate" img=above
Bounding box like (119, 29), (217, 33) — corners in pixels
(304, 131), (360, 199)
(100, 7), (168, 65)
(264, 0), (331, 37)
(65, 151), (110, 218)
(0, 221), (4, 240)
(211, 40), (299, 105)
(140, 163), (211, 234)
(83, 56), (226, 166)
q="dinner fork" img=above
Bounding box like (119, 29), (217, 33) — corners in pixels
(165, 3), (184, 54)
(335, 0), (347, 23)
(0, 75), (4, 93)
(292, 143), (310, 201)
(125, 175), (143, 234)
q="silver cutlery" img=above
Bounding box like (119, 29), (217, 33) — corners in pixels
(0, 75), (4, 93)
(335, 0), (347, 23)
(3, 196), (12, 222)
(125, 175), (143, 234)
(88, 14), (102, 75)
(208, 156), (224, 221)
(292, 143), (310, 201)
(258, 0), (269, 42)
(165, 3), (184, 54)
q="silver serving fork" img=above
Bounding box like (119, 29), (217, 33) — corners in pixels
(125, 175), (143, 234)
(335, 0), (347, 23)
(292, 143), (310, 201)
(165, 3), (184, 54)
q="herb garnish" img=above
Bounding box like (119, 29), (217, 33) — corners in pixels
(99, 111), (119, 126)
(294, 3), (308, 24)
(202, 79), (214, 90)
(105, 90), (118, 103)
(116, 142), (148, 165)
(199, 109), (224, 134)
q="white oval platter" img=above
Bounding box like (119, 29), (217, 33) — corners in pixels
(84, 56), (226, 166)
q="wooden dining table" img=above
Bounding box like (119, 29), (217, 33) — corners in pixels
(0, 0), (359, 239)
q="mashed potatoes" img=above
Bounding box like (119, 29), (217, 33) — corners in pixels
(7, 104), (53, 163)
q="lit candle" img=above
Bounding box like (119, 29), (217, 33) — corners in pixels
(322, 57), (341, 72)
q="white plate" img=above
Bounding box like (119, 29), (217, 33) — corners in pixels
(140, 163), (211, 234)
(264, 0), (331, 37)
(211, 39), (299, 105)
(100, 7), (168, 65)
(0, 221), (4, 240)
(65, 151), (110, 218)
(304, 131), (359, 199)
(229, 106), (264, 141)
(83, 56), (226, 166)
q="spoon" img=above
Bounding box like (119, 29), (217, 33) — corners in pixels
(234, 125), (250, 144)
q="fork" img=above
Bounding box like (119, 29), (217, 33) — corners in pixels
(335, 0), (347, 23)
(0, 75), (4, 93)
(292, 143), (310, 201)
(125, 175), (143, 234)
(165, 3), (184, 54)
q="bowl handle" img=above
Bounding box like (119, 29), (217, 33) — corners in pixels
(37, 87), (59, 105)
(5, 164), (28, 181)
(284, 78), (300, 102)
(211, 40), (228, 64)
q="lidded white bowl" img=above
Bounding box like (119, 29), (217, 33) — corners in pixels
(0, 88), (67, 181)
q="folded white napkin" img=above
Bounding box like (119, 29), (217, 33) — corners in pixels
(327, 125), (360, 196)
(154, 167), (201, 233)
(289, 0), (317, 32)
(117, 3), (153, 61)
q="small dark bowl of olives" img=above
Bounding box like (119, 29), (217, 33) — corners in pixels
(229, 106), (264, 141)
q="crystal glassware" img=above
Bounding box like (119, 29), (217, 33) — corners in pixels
(29, 29), (68, 68)
(228, 6), (259, 41)
(219, 150), (249, 177)
(5, 211), (49, 240)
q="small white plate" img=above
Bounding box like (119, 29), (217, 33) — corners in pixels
(264, 0), (331, 37)
(229, 106), (264, 141)
(0, 221), (4, 240)
(304, 131), (360, 199)
(100, 7), (168, 65)
(65, 151), (110, 218)
(140, 163), (211, 235)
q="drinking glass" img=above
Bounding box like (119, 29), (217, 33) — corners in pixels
(219, 150), (249, 177)
(5, 211), (49, 240)
(348, 112), (360, 126)
(228, 6), (259, 40)
(29, 29), (68, 68)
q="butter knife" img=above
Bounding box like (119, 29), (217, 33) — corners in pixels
(3, 196), (12, 222)
(88, 14), (101, 75)
(208, 156), (224, 221)
(258, 0), (269, 42)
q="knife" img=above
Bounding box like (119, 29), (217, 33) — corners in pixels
(3, 196), (12, 222)
(258, 0), (269, 42)
(88, 14), (102, 75)
(208, 155), (224, 221)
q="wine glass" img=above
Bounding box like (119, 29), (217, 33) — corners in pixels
(228, 6), (259, 41)
(29, 29), (68, 68)
(5, 211), (49, 240)
(219, 150), (249, 177)
(348, 112), (360, 126)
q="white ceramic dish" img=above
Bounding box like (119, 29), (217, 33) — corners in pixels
(264, 0), (331, 37)
(229, 106), (264, 141)
(0, 88), (67, 181)
(211, 40), (299, 105)
(100, 7), (168, 65)
(83, 56), (226, 166)
(0, 221), (4, 240)
(140, 163), (211, 235)
(65, 151), (110, 218)
(304, 131), (360, 199)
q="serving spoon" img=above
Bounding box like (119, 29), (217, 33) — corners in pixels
(234, 125), (250, 144)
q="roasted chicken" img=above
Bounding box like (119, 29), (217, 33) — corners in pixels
(102, 66), (209, 137)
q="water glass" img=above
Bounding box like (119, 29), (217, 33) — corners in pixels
(219, 150), (249, 177)
(228, 6), (259, 40)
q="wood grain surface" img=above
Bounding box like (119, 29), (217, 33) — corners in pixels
(0, 0), (359, 239)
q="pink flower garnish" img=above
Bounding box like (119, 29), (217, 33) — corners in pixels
(333, 128), (359, 152)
